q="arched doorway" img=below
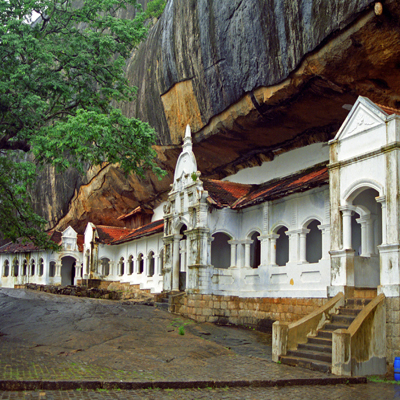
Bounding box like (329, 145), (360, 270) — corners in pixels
(276, 226), (289, 266)
(148, 251), (155, 276)
(306, 220), (322, 263)
(61, 256), (76, 286)
(351, 188), (382, 288)
(249, 231), (261, 269)
(211, 232), (231, 269)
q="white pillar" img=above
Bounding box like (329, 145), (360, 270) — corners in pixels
(228, 240), (237, 267)
(299, 229), (309, 263)
(268, 234), (279, 265)
(356, 216), (370, 257)
(172, 235), (181, 291)
(377, 196), (387, 245)
(244, 240), (252, 268)
(318, 224), (330, 259)
(56, 262), (62, 277)
(180, 239), (186, 272)
(340, 206), (354, 250)
(154, 255), (160, 275)
(144, 256), (149, 276)
(109, 260), (116, 277)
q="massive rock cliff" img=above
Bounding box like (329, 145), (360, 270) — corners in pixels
(44, 0), (400, 232)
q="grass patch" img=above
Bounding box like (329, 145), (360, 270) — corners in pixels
(368, 376), (400, 384)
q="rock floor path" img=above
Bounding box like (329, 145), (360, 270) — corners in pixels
(0, 288), (396, 399)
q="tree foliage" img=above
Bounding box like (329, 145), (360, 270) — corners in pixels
(0, 0), (164, 249)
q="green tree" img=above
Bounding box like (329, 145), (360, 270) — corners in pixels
(0, 0), (164, 249)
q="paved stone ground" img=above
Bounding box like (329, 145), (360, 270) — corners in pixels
(0, 288), (397, 399)
(1, 383), (400, 399)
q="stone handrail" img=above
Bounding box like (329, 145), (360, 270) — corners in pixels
(272, 292), (344, 362)
(332, 293), (386, 376)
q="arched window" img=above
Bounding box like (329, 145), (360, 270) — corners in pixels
(30, 259), (35, 276)
(276, 227), (289, 266)
(128, 255), (134, 275)
(211, 232), (231, 269)
(3, 260), (9, 277)
(148, 252), (154, 276)
(119, 257), (124, 276)
(39, 258), (44, 276)
(306, 220), (322, 263)
(13, 258), (19, 277)
(101, 258), (110, 276)
(138, 254), (144, 274)
(250, 232), (261, 269)
(49, 261), (56, 277)
(22, 259), (28, 276)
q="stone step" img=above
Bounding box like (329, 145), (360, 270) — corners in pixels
(323, 322), (350, 331)
(287, 348), (332, 363)
(331, 314), (356, 324)
(280, 355), (331, 373)
(316, 329), (333, 339)
(308, 336), (332, 346)
(346, 298), (372, 308)
(338, 307), (361, 316)
(353, 288), (377, 299)
(298, 342), (332, 354)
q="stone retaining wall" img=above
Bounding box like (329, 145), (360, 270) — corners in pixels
(386, 297), (400, 367)
(170, 293), (327, 330)
(24, 283), (120, 299)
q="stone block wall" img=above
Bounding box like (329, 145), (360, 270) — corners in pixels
(170, 293), (327, 329)
(386, 297), (400, 366)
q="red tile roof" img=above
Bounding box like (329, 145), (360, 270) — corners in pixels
(202, 180), (253, 208)
(0, 230), (62, 254)
(234, 165), (328, 208)
(203, 164), (329, 210)
(111, 219), (164, 245)
(95, 226), (134, 244)
(375, 103), (400, 116)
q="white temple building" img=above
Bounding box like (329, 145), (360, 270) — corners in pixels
(1, 96), (400, 374)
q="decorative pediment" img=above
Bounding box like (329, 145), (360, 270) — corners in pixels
(61, 226), (78, 251)
(333, 96), (388, 141)
(62, 226), (77, 239)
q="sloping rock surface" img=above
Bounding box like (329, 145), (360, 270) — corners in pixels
(37, 0), (400, 232)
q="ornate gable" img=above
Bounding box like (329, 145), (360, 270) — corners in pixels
(333, 96), (388, 142)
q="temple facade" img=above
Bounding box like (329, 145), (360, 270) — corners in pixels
(1, 96), (400, 370)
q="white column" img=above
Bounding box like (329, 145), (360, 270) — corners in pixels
(318, 224), (330, 259)
(172, 235), (181, 291)
(132, 256), (138, 274)
(180, 239), (186, 272)
(340, 206), (354, 250)
(228, 240), (237, 267)
(78, 263), (83, 278)
(144, 256), (149, 276)
(109, 260), (115, 277)
(55, 262), (62, 277)
(357, 217), (367, 256)
(154, 255), (160, 275)
(123, 258), (128, 278)
(244, 240), (252, 268)
(268, 234), (279, 265)
(298, 229), (309, 263)
(377, 196), (387, 245)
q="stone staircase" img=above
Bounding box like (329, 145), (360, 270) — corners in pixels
(279, 289), (377, 373)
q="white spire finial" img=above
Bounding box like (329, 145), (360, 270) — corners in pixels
(185, 124), (191, 138)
